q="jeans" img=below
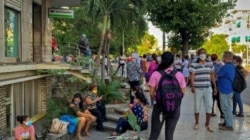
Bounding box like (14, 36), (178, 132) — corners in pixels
(97, 102), (107, 121)
(116, 63), (125, 76)
(233, 92), (243, 115)
(89, 108), (104, 130)
(220, 92), (234, 127)
(212, 82), (223, 115)
(82, 48), (91, 57)
(115, 118), (131, 133)
(115, 117), (148, 133)
(149, 105), (180, 140)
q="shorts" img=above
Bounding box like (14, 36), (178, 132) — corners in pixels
(194, 87), (213, 113)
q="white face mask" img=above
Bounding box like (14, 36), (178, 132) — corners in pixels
(199, 54), (206, 60)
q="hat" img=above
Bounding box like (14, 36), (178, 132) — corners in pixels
(82, 34), (86, 38)
(131, 53), (139, 59)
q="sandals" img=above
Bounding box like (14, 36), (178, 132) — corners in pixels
(193, 124), (199, 130)
(84, 132), (92, 137)
(206, 125), (214, 132)
(110, 132), (118, 136)
(76, 135), (84, 140)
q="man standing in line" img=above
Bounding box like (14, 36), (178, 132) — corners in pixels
(174, 54), (182, 71)
(189, 48), (217, 132)
(217, 51), (235, 131)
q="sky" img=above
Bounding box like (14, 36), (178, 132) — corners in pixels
(147, 0), (250, 50)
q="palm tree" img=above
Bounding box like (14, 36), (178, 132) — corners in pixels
(83, 0), (147, 82)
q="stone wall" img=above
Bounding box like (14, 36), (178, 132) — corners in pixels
(0, 0), (4, 62)
(41, 77), (52, 112)
(21, 0), (33, 62)
(0, 86), (7, 137)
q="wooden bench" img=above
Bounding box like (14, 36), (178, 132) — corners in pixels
(30, 112), (47, 140)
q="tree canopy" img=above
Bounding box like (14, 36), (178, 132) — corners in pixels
(202, 34), (229, 58)
(136, 33), (157, 56)
(146, 0), (237, 56)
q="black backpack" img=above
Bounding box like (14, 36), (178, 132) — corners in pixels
(233, 68), (247, 93)
(155, 70), (183, 115)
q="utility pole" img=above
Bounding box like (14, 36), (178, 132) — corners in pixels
(162, 32), (166, 52)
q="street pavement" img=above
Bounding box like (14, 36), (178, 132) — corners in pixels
(85, 87), (250, 140)
(241, 75), (250, 106)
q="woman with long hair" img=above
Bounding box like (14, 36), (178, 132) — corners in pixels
(69, 93), (96, 139)
(148, 51), (186, 140)
(110, 86), (149, 136)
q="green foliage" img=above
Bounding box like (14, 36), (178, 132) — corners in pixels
(202, 34), (229, 58)
(40, 98), (69, 139)
(137, 33), (157, 55)
(232, 43), (247, 54)
(146, 0), (237, 54)
(128, 112), (141, 131)
(52, 7), (100, 55)
(95, 79), (123, 104)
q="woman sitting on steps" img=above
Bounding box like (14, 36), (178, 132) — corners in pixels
(111, 86), (149, 136)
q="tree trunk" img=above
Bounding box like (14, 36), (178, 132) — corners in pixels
(93, 14), (108, 81)
(101, 31), (109, 84)
(179, 29), (190, 58)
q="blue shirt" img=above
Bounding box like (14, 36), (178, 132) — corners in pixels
(213, 62), (223, 81)
(217, 62), (235, 94)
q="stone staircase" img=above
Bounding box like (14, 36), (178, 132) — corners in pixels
(92, 104), (130, 131)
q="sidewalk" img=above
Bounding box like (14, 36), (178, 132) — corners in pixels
(169, 88), (250, 140)
(81, 87), (250, 140)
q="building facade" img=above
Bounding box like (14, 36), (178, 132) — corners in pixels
(0, 0), (80, 137)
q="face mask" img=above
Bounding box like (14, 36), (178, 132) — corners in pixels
(199, 54), (206, 60)
(25, 120), (32, 127)
(92, 90), (98, 94)
(74, 101), (80, 105)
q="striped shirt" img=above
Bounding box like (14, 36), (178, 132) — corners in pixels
(189, 62), (214, 88)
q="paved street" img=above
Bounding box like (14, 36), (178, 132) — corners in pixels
(241, 75), (250, 105)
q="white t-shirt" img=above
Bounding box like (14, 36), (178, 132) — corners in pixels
(104, 58), (108, 66)
(119, 55), (126, 64)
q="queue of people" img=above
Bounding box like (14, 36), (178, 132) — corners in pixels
(15, 49), (248, 140)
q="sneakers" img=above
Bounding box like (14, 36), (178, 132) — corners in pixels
(220, 115), (225, 119)
(218, 122), (226, 127)
(193, 124), (199, 130)
(219, 126), (234, 131)
(236, 114), (244, 117)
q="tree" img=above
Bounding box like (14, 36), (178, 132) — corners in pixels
(232, 43), (247, 54)
(146, 0), (237, 56)
(84, 0), (147, 81)
(137, 33), (157, 55)
(202, 34), (229, 58)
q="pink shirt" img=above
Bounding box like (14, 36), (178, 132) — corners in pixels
(14, 125), (35, 140)
(149, 67), (186, 90)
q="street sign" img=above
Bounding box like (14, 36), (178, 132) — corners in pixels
(48, 8), (74, 19)
(246, 36), (250, 42)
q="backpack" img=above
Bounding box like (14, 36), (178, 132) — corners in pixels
(233, 68), (246, 93)
(155, 70), (183, 115)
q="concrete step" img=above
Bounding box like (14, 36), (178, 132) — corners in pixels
(106, 112), (123, 122)
(114, 106), (130, 114)
(93, 121), (117, 131)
